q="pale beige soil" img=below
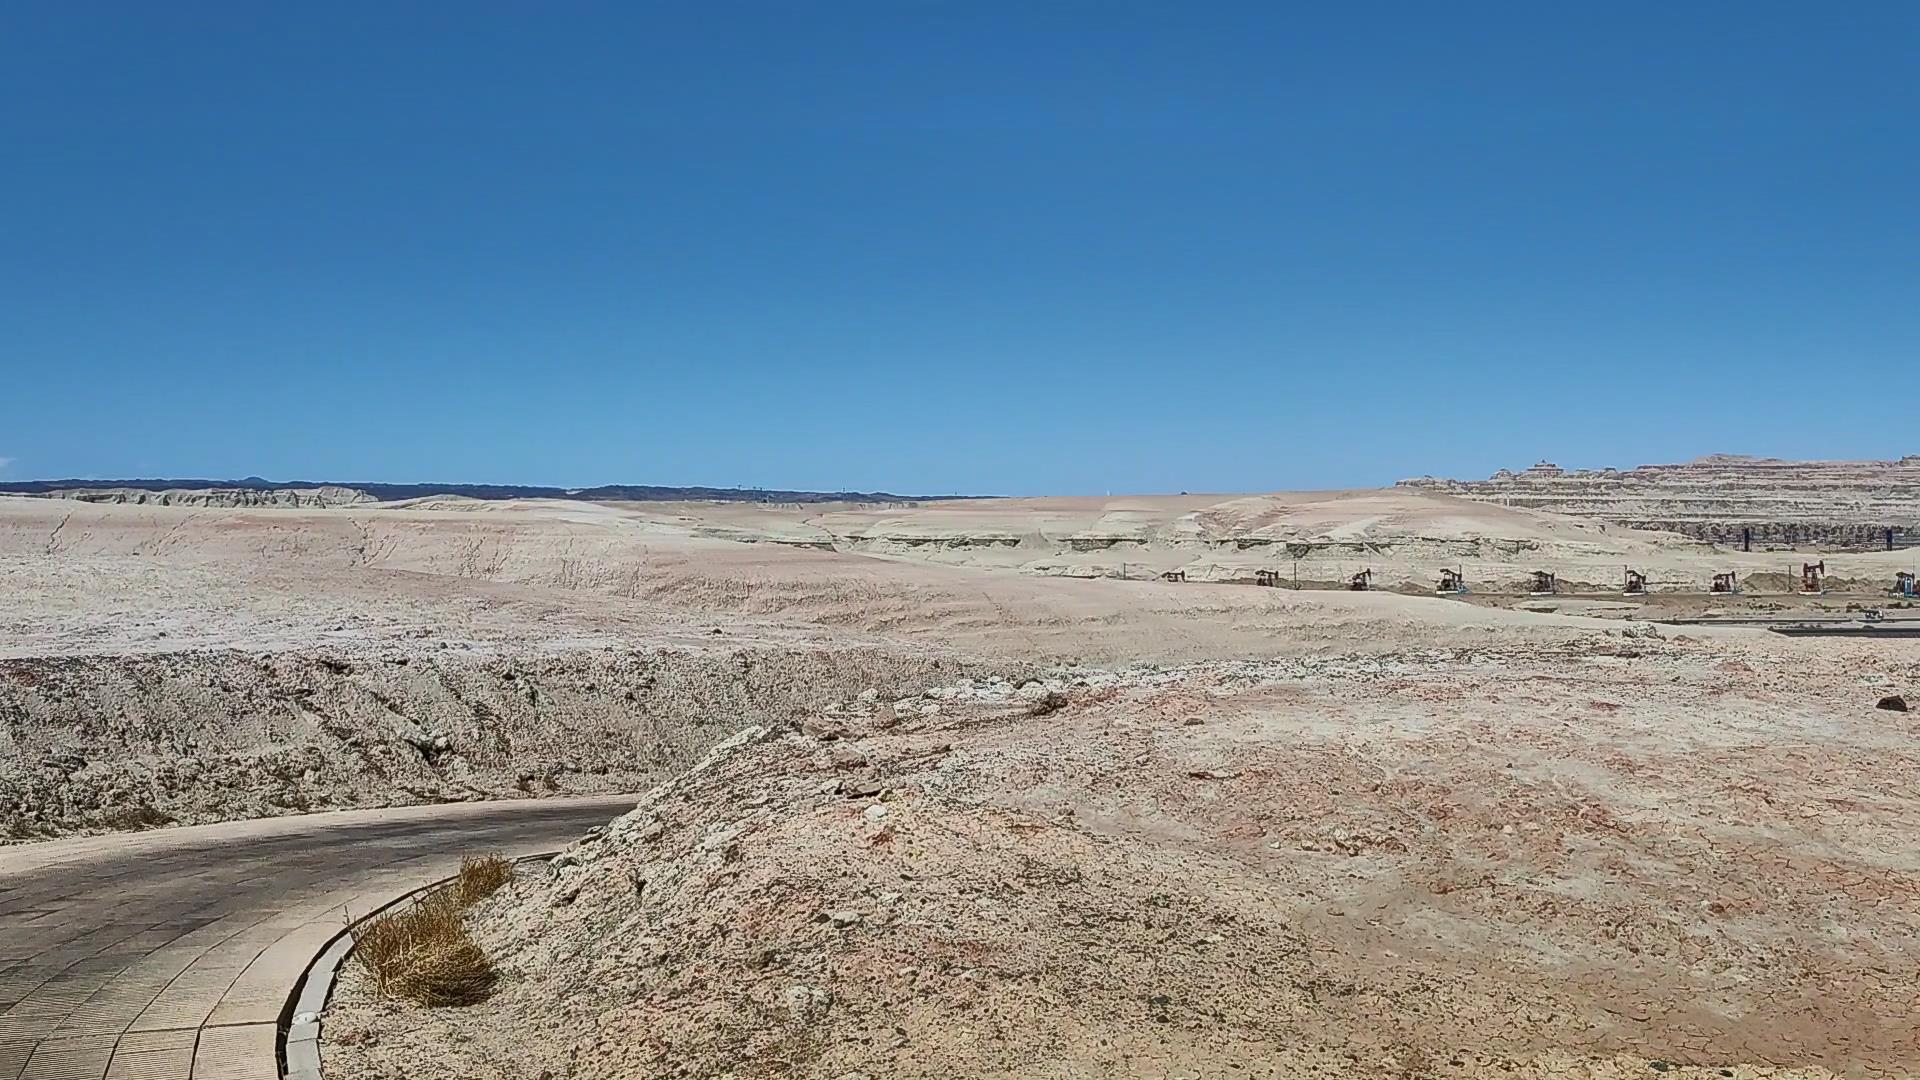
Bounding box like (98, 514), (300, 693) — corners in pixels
(3, 494), (1621, 838)
(2, 490), (1917, 1077)
(326, 631), (1917, 1079)
(0, 493), (1619, 662)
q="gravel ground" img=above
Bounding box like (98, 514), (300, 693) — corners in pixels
(328, 633), (1919, 1079)
(4, 494), (1915, 1076)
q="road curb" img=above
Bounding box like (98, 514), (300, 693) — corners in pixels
(275, 852), (560, 1080)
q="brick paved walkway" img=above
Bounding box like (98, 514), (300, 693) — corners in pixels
(0, 796), (638, 1080)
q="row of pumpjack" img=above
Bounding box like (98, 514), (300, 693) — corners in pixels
(1213, 566), (1920, 597)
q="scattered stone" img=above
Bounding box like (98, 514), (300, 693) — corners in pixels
(39, 752), (87, 774)
(699, 823), (749, 852)
(800, 717), (848, 741)
(784, 984), (831, 1025)
(1026, 690), (1070, 716)
(1877, 694), (1908, 712)
(826, 909), (864, 928)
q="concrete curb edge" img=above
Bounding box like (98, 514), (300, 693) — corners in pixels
(274, 852), (561, 1080)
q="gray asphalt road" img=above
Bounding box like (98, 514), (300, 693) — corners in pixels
(0, 796), (639, 1080)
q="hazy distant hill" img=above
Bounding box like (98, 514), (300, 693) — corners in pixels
(0, 476), (951, 505)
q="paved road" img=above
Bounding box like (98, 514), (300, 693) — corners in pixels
(0, 796), (640, 1080)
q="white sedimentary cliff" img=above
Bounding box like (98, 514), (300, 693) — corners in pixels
(1401, 454), (1920, 549)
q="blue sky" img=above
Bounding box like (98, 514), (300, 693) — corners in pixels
(3, 3), (1915, 495)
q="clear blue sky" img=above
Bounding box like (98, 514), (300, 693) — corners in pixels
(4, 3), (1915, 495)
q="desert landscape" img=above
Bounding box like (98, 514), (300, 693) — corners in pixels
(3, 460), (1918, 1079)
(1402, 455), (1920, 550)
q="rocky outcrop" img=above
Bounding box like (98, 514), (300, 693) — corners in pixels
(1401, 455), (1920, 550)
(326, 639), (1912, 1080)
(34, 485), (376, 508)
(0, 643), (998, 841)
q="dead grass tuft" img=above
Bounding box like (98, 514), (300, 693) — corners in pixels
(352, 854), (514, 1006)
(1389, 1045), (1440, 1079)
(451, 854), (515, 906)
(96, 804), (174, 831)
(353, 893), (497, 1006)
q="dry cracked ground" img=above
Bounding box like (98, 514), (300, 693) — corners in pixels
(3, 492), (1917, 1079)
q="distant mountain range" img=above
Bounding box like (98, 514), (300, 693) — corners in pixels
(0, 476), (952, 504)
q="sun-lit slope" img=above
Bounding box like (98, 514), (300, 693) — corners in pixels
(1183, 489), (1641, 543)
(793, 488), (1709, 586)
(2, 489), (1908, 664)
(0, 495), (1624, 664)
(805, 488), (1686, 543)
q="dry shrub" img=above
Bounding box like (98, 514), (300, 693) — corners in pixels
(1026, 690), (1069, 717)
(97, 803), (174, 831)
(1389, 1045), (1440, 1079)
(353, 893), (496, 1005)
(451, 854), (515, 906)
(352, 856), (513, 1006)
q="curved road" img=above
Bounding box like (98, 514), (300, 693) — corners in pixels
(0, 796), (639, 1080)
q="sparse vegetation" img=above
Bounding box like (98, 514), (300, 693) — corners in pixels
(452, 854), (515, 905)
(95, 803), (173, 831)
(352, 854), (514, 1005)
(1026, 690), (1069, 716)
(1389, 1045), (1440, 1079)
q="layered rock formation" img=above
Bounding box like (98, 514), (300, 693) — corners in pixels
(1401, 455), (1920, 550)
(33, 484), (375, 508)
(0, 642), (981, 840)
